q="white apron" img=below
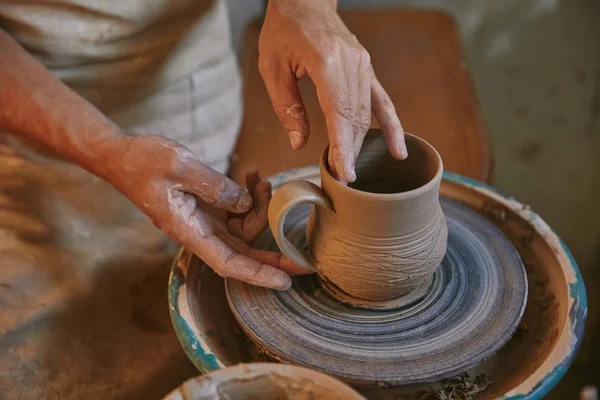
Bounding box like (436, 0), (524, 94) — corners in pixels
(0, 0), (242, 398)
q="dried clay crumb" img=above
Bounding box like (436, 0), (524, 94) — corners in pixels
(407, 373), (494, 400)
(516, 321), (529, 337)
(483, 201), (507, 222)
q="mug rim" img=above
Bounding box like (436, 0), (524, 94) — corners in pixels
(320, 131), (444, 201)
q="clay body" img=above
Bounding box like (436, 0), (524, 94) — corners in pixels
(269, 131), (448, 301)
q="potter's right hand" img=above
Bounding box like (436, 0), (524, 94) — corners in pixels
(258, 0), (408, 183)
(106, 135), (309, 290)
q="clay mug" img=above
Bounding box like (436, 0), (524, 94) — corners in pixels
(268, 130), (448, 302)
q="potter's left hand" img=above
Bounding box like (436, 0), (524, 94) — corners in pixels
(259, 0), (407, 183)
(106, 136), (308, 290)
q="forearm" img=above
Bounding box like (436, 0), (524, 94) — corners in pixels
(0, 28), (124, 180)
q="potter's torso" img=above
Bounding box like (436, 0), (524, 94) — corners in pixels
(0, 0), (241, 173)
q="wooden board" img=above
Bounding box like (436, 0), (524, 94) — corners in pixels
(229, 9), (493, 185)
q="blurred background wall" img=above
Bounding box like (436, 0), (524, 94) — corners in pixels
(225, 0), (600, 397)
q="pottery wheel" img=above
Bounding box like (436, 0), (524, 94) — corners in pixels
(226, 197), (528, 386)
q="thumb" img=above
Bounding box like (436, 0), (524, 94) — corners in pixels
(259, 58), (310, 149)
(177, 158), (252, 213)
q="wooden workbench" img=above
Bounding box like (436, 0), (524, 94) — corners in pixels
(229, 9), (493, 184)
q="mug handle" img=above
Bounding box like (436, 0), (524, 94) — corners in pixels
(268, 181), (333, 272)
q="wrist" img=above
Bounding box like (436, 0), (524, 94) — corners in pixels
(88, 129), (132, 183)
(270, 0), (337, 13)
(54, 108), (129, 182)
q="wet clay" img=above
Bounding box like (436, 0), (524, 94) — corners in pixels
(163, 363), (365, 400)
(269, 131), (448, 302)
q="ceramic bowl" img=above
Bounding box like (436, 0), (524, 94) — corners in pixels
(162, 362), (365, 400)
(168, 167), (587, 400)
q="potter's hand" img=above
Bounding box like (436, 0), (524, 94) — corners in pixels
(108, 136), (308, 290)
(259, 0), (407, 182)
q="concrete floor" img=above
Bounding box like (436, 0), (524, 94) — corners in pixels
(226, 0), (600, 397)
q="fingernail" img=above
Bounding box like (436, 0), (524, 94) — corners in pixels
(289, 131), (303, 150)
(398, 144), (408, 159)
(332, 149), (356, 183)
(275, 276), (293, 291)
(348, 167), (357, 182)
(345, 158), (357, 182)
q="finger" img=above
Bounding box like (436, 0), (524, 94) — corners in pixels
(177, 159), (252, 213)
(325, 113), (356, 182)
(226, 170), (261, 221)
(239, 181), (272, 243)
(353, 53), (372, 161)
(259, 58), (310, 149)
(167, 192), (298, 289)
(227, 177), (271, 242)
(226, 217), (244, 238)
(316, 74), (356, 182)
(245, 170), (261, 198)
(371, 73), (407, 159)
(311, 59), (357, 182)
(226, 181), (271, 243)
(246, 248), (312, 276)
(201, 234), (293, 290)
(224, 232), (311, 276)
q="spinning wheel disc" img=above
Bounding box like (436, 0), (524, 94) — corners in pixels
(226, 197), (528, 386)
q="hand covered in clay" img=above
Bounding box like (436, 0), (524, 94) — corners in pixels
(107, 135), (309, 290)
(259, 0), (407, 182)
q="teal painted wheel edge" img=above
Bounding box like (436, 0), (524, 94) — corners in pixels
(442, 171), (587, 400)
(168, 248), (220, 374)
(499, 240), (587, 400)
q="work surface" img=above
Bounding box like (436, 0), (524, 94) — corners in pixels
(229, 9), (493, 184)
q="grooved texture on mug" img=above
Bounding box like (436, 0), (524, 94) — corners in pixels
(310, 211), (447, 301)
(311, 132), (447, 301)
